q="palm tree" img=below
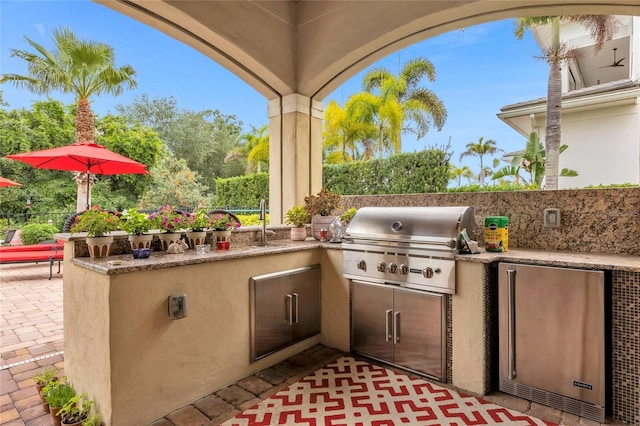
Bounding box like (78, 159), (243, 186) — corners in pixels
(514, 15), (619, 189)
(225, 125), (270, 173)
(459, 137), (502, 187)
(449, 165), (473, 188)
(350, 86), (404, 159)
(492, 132), (577, 188)
(323, 99), (377, 163)
(363, 57), (447, 147)
(1, 26), (137, 209)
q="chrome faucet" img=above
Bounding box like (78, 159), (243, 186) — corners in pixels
(258, 199), (275, 245)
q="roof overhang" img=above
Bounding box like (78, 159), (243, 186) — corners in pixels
(498, 80), (640, 136)
(94, 1), (640, 101)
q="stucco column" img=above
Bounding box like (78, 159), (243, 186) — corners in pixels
(268, 94), (324, 224)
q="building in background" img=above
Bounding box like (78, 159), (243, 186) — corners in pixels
(498, 16), (640, 188)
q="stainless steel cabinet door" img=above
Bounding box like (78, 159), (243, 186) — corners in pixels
(291, 267), (321, 343)
(393, 288), (445, 380)
(352, 281), (394, 363)
(251, 274), (292, 360)
(498, 263), (604, 406)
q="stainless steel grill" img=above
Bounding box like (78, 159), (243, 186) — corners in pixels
(342, 206), (476, 294)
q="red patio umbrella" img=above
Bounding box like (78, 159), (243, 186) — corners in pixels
(0, 177), (21, 187)
(5, 142), (148, 209)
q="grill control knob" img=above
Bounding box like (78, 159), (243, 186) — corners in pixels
(388, 263), (398, 274)
(357, 260), (367, 271)
(377, 262), (386, 272)
(399, 264), (409, 275)
(424, 267), (434, 279)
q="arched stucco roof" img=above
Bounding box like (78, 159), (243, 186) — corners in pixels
(96, 1), (640, 100)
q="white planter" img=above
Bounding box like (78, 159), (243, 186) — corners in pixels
(290, 227), (308, 241)
(186, 231), (207, 249)
(86, 235), (114, 259)
(158, 232), (181, 251)
(213, 230), (232, 250)
(311, 215), (337, 241)
(128, 234), (153, 250)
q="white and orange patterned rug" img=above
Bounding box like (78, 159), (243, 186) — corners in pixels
(222, 357), (556, 426)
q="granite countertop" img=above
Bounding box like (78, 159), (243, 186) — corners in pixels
(456, 249), (640, 272)
(71, 238), (640, 275)
(71, 239), (341, 275)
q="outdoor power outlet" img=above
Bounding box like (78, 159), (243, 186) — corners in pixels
(168, 294), (188, 320)
(543, 208), (561, 228)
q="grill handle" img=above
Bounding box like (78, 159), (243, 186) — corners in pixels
(343, 234), (457, 248)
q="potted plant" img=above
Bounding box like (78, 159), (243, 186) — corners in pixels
(58, 393), (93, 426)
(185, 208), (209, 248)
(82, 413), (101, 426)
(304, 188), (342, 240)
(33, 366), (59, 406)
(209, 213), (240, 250)
(120, 208), (153, 249)
(341, 207), (357, 226)
(43, 378), (75, 426)
(149, 205), (188, 251)
(285, 205), (310, 241)
(70, 206), (121, 258)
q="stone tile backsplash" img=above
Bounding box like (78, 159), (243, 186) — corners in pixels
(342, 187), (640, 255)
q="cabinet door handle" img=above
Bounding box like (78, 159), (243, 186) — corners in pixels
(394, 311), (401, 344)
(385, 309), (393, 341)
(292, 292), (299, 324)
(507, 269), (517, 380)
(286, 294), (293, 325)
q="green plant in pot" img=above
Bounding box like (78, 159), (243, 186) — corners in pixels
(285, 205), (310, 241)
(70, 206), (120, 237)
(71, 206), (121, 258)
(341, 207), (357, 226)
(121, 208), (153, 250)
(58, 393), (94, 425)
(185, 208), (210, 248)
(120, 208), (151, 235)
(43, 378), (75, 426)
(33, 366), (59, 404)
(304, 188), (342, 241)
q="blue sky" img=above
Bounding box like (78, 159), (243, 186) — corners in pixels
(0, 0), (549, 173)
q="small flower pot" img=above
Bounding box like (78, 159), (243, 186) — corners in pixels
(86, 235), (114, 258)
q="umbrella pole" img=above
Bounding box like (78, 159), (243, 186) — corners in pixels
(86, 172), (91, 210)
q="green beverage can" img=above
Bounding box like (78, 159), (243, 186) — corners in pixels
(484, 216), (508, 252)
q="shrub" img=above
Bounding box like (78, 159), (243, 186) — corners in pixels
(20, 223), (59, 245)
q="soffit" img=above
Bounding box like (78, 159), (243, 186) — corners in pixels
(96, 1), (640, 100)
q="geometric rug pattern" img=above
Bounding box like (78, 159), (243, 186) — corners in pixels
(222, 357), (558, 426)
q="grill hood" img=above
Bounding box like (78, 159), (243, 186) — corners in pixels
(344, 206), (476, 251)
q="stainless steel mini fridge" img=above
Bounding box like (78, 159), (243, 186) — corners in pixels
(498, 263), (606, 422)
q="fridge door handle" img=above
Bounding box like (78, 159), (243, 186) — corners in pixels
(286, 294), (293, 325)
(385, 309), (393, 341)
(393, 311), (401, 344)
(292, 293), (299, 324)
(507, 269), (517, 380)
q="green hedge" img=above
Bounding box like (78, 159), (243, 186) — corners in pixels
(213, 149), (450, 204)
(214, 173), (269, 207)
(323, 149), (450, 194)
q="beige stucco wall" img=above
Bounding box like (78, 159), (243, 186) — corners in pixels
(66, 249), (345, 425)
(451, 262), (487, 394)
(65, 247), (354, 425)
(319, 249), (350, 352)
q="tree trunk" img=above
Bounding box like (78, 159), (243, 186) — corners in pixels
(75, 98), (96, 210)
(544, 18), (562, 190)
(75, 98), (95, 144)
